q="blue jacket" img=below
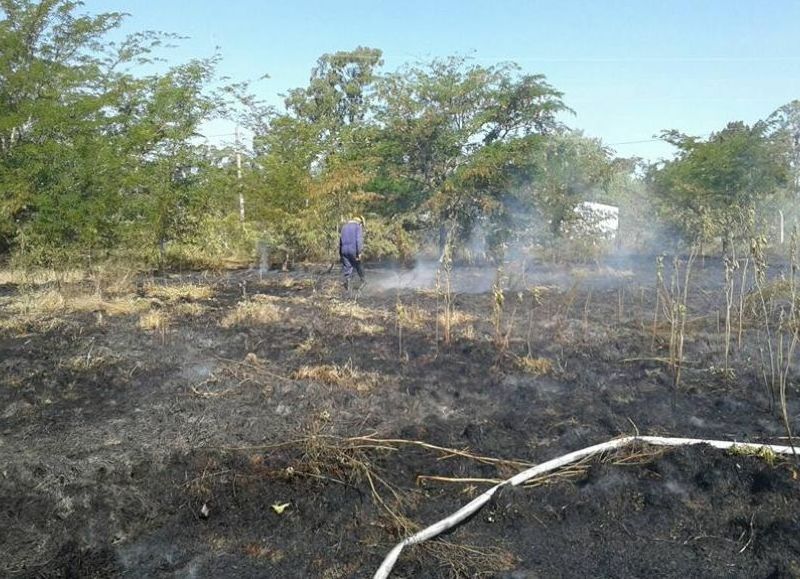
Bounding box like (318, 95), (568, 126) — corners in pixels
(340, 221), (363, 256)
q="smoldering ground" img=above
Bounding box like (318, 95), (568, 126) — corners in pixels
(2, 250), (799, 578)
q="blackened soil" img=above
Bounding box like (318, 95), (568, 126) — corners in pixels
(1, 260), (799, 578)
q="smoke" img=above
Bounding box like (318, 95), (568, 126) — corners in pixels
(368, 258), (635, 294)
(370, 260), (439, 292)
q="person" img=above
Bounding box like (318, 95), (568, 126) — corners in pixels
(339, 216), (366, 290)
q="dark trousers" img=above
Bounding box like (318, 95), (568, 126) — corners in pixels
(341, 253), (364, 284)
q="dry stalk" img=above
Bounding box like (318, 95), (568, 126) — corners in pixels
(492, 266), (505, 350)
(417, 461), (589, 490)
(281, 427), (521, 576)
(583, 288), (593, 339)
(345, 434), (535, 468)
(673, 248), (697, 390)
(395, 292), (404, 360)
(422, 540), (516, 578)
(737, 256), (750, 349)
(777, 229), (799, 450)
(723, 252), (738, 377)
(525, 286), (544, 357)
(436, 233), (455, 346)
(417, 476), (503, 486)
(751, 234), (777, 409)
(651, 255), (664, 351)
(656, 249), (697, 390)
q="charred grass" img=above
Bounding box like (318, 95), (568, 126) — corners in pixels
(2, 261), (800, 578)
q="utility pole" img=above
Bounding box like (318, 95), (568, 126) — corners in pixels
(236, 125), (244, 223)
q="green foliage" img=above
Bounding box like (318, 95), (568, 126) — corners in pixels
(0, 1), (234, 266)
(525, 131), (614, 241)
(285, 47), (383, 130)
(649, 122), (788, 246)
(2, 3), (797, 270)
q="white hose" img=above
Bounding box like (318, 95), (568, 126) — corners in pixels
(373, 435), (796, 579)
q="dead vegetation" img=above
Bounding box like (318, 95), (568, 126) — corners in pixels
(3, 260), (800, 578)
(325, 299), (384, 321)
(516, 356), (554, 375)
(220, 295), (283, 328)
(0, 287), (152, 334)
(219, 420), (534, 577)
(395, 301), (430, 331)
(291, 362), (380, 393)
(173, 302), (208, 317)
(0, 268), (86, 287)
(63, 346), (120, 372)
(138, 310), (170, 333)
(437, 309), (476, 329)
(143, 282), (214, 302)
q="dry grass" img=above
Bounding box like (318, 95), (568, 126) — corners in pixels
(291, 362), (380, 393)
(70, 294), (151, 316)
(423, 541), (517, 578)
(356, 322), (385, 336)
(396, 303), (431, 330)
(0, 313), (66, 334)
(320, 563), (359, 579)
(0, 287), (153, 334)
(437, 309), (476, 328)
(741, 278), (800, 322)
(221, 296), (282, 328)
(0, 268), (85, 287)
(6, 288), (150, 316)
(64, 346), (120, 371)
(517, 356), (554, 375)
(87, 264), (138, 297)
(0, 265), (142, 299)
(144, 283), (214, 302)
(173, 302), (208, 317)
(249, 293), (308, 306)
(138, 310), (169, 332)
(10, 289), (66, 315)
(294, 333), (319, 354)
(326, 300), (383, 321)
(243, 543), (284, 563)
(277, 277), (313, 290)
(605, 443), (668, 467)
(461, 324), (477, 340)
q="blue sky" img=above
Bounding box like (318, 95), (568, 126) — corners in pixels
(83, 0), (800, 161)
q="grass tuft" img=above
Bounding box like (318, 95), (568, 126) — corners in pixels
(291, 362), (379, 393)
(144, 283), (214, 302)
(138, 310), (169, 332)
(221, 296), (282, 328)
(517, 356), (554, 375)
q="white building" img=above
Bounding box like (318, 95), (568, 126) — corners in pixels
(572, 201), (619, 239)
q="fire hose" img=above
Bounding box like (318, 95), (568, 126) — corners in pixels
(374, 435), (797, 579)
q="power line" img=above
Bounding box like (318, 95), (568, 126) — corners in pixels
(608, 138), (664, 146)
(608, 132), (714, 146)
(203, 130), (716, 148)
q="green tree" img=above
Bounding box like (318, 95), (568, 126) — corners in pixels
(372, 57), (568, 249)
(0, 0), (126, 256)
(649, 122), (788, 247)
(284, 46), (383, 129)
(766, 100), (800, 204)
(527, 131), (614, 239)
(245, 48), (385, 262)
(0, 1), (227, 264)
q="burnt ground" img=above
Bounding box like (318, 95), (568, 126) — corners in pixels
(1, 257), (800, 578)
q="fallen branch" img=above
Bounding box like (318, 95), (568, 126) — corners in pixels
(373, 435), (798, 579)
(347, 434), (534, 468)
(417, 476), (502, 486)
